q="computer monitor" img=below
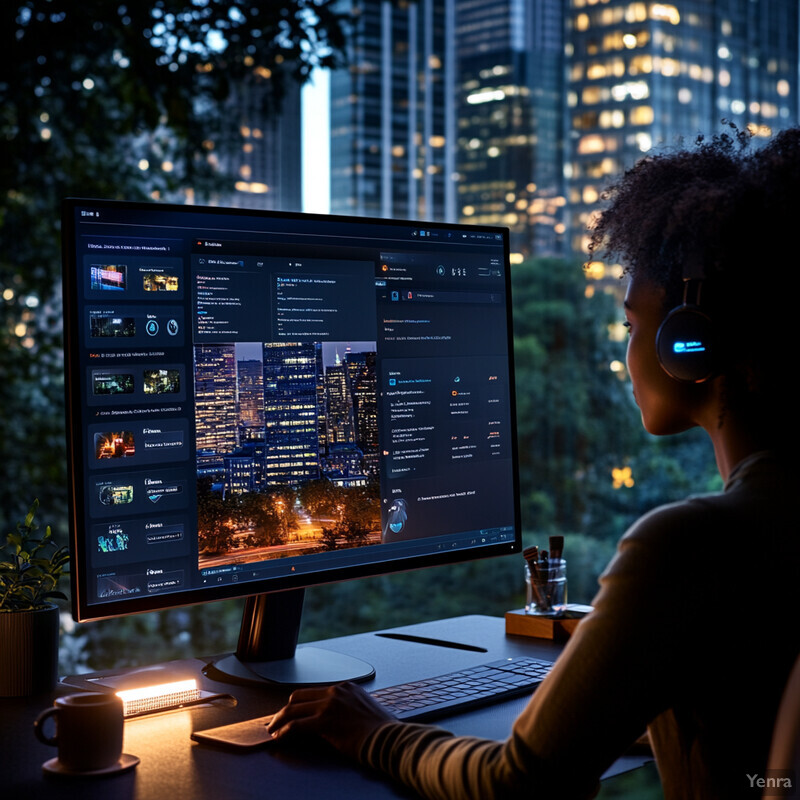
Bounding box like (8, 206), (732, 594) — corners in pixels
(62, 198), (521, 686)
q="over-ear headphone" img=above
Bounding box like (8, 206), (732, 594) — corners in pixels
(655, 260), (715, 384)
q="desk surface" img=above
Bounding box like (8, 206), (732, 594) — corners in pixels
(5, 615), (649, 799)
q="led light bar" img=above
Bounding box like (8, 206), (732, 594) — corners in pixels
(116, 679), (202, 717)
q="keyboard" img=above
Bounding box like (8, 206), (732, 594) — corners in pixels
(370, 655), (553, 721)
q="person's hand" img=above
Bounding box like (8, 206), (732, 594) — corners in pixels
(267, 681), (395, 759)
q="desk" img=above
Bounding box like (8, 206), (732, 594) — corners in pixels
(4, 615), (650, 799)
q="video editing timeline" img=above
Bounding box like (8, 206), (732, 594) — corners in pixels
(68, 204), (517, 612)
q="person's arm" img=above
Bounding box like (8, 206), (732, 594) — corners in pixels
(270, 503), (694, 798)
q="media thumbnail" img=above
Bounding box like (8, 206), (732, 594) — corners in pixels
(98, 484), (134, 506)
(90, 264), (127, 291)
(94, 431), (136, 460)
(93, 372), (134, 396)
(90, 313), (135, 338)
(97, 532), (130, 553)
(143, 369), (180, 394)
(97, 574), (142, 598)
(143, 272), (179, 292)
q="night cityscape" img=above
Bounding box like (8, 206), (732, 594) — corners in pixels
(194, 341), (381, 566)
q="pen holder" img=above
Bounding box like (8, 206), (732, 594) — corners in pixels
(525, 559), (567, 615)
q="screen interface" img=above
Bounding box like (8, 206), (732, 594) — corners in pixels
(64, 201), (519, 619)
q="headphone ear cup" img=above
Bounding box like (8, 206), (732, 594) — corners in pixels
(656, 305), (715, 383)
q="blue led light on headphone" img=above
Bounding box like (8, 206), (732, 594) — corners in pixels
(656, 260), (715, 383)
(673, 341), (706, 354)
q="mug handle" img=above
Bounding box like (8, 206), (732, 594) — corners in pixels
(33, 707), (59, 746)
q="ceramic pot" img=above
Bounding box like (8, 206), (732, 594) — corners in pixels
(0, 604), (59, 696)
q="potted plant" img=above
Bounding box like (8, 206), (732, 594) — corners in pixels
(0, 500), (69, 696)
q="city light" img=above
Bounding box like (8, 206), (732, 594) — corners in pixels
(612, 467), (635, 489)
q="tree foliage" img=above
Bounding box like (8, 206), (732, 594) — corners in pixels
(512, 258), (640, 534)
(0, 1), (345, 531)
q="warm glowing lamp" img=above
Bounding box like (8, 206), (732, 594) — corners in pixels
(115, 678), (228, 718)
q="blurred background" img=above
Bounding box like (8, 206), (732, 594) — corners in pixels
(3, 0), (796, 715)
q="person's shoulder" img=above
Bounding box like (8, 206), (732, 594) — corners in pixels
(621, 494), (718, 548)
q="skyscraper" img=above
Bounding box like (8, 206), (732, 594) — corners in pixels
(567, 0), (799, 261)
(236, 358), (265, 442)
(328, 0), (566, 256)
(194, 344), (238, 458)
(325, 358), (357, 446)
(455, 0), (566, 260)
(219, 69), (303, 212)
(329, 0), (456, 221)
(345, 350), (379, 472)
(327, 1), (798, 261)
(262, 342), (322, 485)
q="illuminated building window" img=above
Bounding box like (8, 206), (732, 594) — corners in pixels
(582, 86), (608, 104)
(630, 55), (653, 74)
(587, 63), (607, 80)
(658, 58), (680, 77)
(601, 7), (625, 25)
(625, 3), (647, 24)
(651, 4), (680, 24)
(748, 124), (772, 138)
(611, 81), (649, 101)
(599, 109), (625, 128)
(578, 134), (606, 155)
(630, 105), (654, 125)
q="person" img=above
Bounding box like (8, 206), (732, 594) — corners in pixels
(268, 127), (800, 799)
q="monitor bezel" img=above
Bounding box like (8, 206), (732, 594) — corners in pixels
(62, 197), (522, 624)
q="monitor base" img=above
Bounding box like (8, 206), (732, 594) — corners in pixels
(210, 648), (375, 687)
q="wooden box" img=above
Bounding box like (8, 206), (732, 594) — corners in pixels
(504, 606), (592, 641)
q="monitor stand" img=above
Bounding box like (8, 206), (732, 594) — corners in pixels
(208, 589), (375, 687)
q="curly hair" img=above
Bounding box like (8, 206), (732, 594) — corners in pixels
(588, 124), (800, 422)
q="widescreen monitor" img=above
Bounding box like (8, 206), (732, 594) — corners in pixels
(63, 199), (521, 685)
